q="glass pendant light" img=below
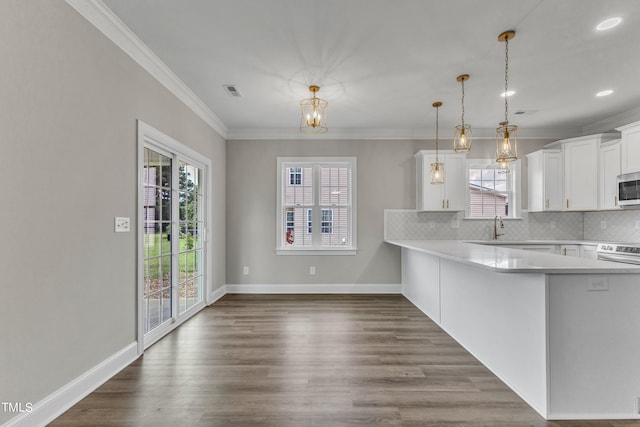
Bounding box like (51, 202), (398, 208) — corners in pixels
(496, 30), (518, 163)
(430, 101), (445, 184)
(453, 74), (472, 152)
(300, 85), (328, 134)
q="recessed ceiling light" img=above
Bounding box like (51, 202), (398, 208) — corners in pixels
(596, 89), (613, 97)
(501, 90), (516, 97)
(596, 17), (622, 31)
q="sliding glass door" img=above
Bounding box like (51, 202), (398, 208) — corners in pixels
(140, 129), (208, 349)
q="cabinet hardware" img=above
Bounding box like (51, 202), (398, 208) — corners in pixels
(442, 200), (445, 209)
(563, 248), (567, 256)
(545, 199), (549, 209)
(615, 196), (618, 206)
(566, 199), (569, 209)
(446, 200), (449, 208)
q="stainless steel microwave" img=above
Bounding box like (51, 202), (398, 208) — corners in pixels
(618, 172), (640, 206)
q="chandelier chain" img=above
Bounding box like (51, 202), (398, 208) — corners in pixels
(504, 37), (509, 123)
(461, 78), (465, 126)
(435, 104), (440, 161)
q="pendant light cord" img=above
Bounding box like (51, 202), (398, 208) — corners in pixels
(461, 79), (465, 126)
(504, 37), (509, 124)
(435, 104), (439, 162)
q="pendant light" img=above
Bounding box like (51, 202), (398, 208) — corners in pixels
(453, 74), (472, 152)
(496, 30), (518, 163)
(300, 85), (328, 134)
(430, 102), (444, 185)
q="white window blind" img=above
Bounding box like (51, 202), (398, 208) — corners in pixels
(277, 157), (357, 254)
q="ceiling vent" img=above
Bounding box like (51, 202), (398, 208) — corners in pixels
(223, 85), (242, 97)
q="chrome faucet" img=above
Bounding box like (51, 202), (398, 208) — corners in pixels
(493, 215), (505, 240)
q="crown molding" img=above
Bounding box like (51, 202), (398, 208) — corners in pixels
(226, 126), (579, 141)
(65, 0), (227, 138)
(582, 106), (640, 135)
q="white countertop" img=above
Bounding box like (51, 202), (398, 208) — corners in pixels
(386, 240), (640, 274)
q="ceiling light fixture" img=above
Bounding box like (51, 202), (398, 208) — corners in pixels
(300, 85), (328, 134)
(454, 74), (472, 153)
(596, 89), (613, 97)
(496, 30), (518, 164)
(501, 90), (516, 97)
(596, 17), (622, 31)
(430, 102), (445, 185)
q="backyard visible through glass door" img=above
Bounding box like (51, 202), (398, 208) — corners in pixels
(143, 149), (205, 336)
(143, 148), (173, 333)
(178, 161), (204, 314)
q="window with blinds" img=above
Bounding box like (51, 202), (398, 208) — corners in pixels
(277, 157), (357, 254)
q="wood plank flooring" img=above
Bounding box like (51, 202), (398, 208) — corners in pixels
(50, 295), (640, 426)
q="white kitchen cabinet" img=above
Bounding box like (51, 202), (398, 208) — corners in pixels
(560, 244), (580, 257)
(526, 149), (563, 212)
(561, 134), (617, 211)
(580, 244), (598, 260)
(415, 150), (466, 211)
(598, 139), (621, 210)
(616, 121), (640, 174)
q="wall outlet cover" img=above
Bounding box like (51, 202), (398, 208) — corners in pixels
(242, 266), (249, 275)
(600, 220), (607, 230)
(451, 220), (460, 229)
(587, 276), (609, 292)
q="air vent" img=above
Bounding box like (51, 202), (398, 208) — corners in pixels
(223, 85), (242, 97)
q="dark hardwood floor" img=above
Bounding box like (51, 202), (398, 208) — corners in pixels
(51, 295), (640, 426)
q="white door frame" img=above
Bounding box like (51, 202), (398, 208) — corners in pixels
(136, 120), (212, 355)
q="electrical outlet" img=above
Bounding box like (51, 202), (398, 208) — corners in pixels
(587, 276), (609, 292)
(600, 220), (607, 230)
(309, 266), (316, 275)
(243, 266), (249, 275)
(428, 221), (435, 229)
(550, 221), (556, 229)
(451, 220), (460, 229)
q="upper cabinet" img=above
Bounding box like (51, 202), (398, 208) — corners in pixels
(561, 133), (618, 211)
(616, 121), (640, 174)
(526, 149), (563, 212)
(416, 150), (466, 212)
(599, 139), (622, 210)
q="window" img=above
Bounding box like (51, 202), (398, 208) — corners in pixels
(277, 157), (356, 254)
(466, 159), (521, 219)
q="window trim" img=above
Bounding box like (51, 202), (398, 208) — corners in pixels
(276, 157), (357, 255)
(464, 158), (522, 220)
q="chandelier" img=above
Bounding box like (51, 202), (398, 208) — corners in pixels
(496, 30), (518, 163)
(453, 74), (472, 152)
(300, 85), (328, 134)
(430, 102), (444, 184)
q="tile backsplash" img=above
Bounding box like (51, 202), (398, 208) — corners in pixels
(384, 210), (584, 241)
(584, 210), (640, 243)
(384, 209), (640, 242)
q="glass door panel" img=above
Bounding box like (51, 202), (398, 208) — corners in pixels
(143, 148), (173, 334)
(178, 161), (204, 314)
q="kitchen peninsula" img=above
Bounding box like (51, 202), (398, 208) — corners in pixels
(387, 239), (640, 420)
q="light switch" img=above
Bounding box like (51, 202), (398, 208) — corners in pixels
(115, 217), (130, 232)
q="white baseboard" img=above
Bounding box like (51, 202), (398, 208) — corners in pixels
(208, 285), (227, 305)
(224, 283), (401, 294)
(547, 412), (640, 420)
(4, 342), (138, 427)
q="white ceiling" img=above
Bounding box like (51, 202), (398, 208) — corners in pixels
(100, 0), (640, 140)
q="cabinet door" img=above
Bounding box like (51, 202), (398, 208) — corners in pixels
(544, 151), (563, 210)
(417, 153), (445, 211)
(599, 141), (621, 209)
(581, 245), (598, 260)
(560, 244), (580, 257)
(444, 154), (466, 210)
(621, 126), (640, 174)
(564, 140), (598, 210)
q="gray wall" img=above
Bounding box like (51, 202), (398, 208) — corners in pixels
(225, 138), (550, 285)
(0, 1), (225, 422)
